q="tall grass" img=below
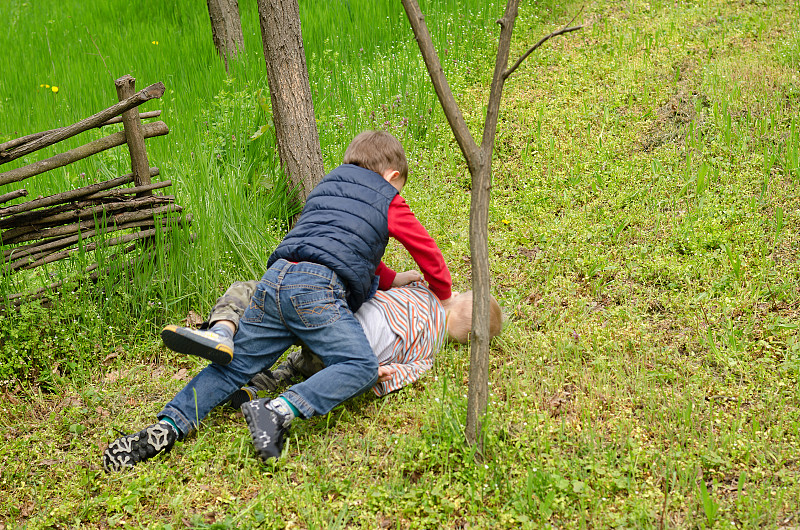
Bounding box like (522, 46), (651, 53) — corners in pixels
(0, 0), (502, 332)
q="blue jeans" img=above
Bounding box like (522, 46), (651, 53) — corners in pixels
(160, 259), (378, 435)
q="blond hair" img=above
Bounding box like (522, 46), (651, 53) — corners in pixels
(446, 291), (503, 344)
(343, 130), (408, 181)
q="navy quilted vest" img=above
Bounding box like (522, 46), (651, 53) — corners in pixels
(268, 164), (399, 310)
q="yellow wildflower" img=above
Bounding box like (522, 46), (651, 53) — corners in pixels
(51, 86), (59, 93)
(502, 219), (510, 225)
(152, 40), (159, 45)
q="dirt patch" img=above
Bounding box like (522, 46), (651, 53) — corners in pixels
(640, 56), (711, 152)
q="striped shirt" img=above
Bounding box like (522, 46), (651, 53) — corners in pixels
(361, 282), (447, 396)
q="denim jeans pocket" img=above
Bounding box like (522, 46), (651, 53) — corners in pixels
(291, 289), (341, 328)
(242, 281), (269, 323)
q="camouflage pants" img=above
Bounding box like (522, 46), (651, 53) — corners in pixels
(206, 280), (325, 380)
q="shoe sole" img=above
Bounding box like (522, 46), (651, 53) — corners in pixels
(241, 400), (285, 462)
(161, 325), (233, 365)
(103, 423), (175, 472)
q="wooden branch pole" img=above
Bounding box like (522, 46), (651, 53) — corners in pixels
(0, 169), (158, 219)
(85, 180), (171, 200)
(6, 241), (150, 304)
(10, 224), (173, 272)
(0, 189), (28, 205)
(0, 82), (165, 163)
(1, 194), (173, 239)
(0, 111), (163, 156)
(1, 77), (186, 307)
(4, 213), (189, 262)
(99, 110), (161, 127)
(1, 204), (181, 246)
(115, 75), (153, 194)
(0, 181), (172, 229)
(0, 122), (168, 187)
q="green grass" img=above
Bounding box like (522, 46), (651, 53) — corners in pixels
(3, 0), (800, 527)
(0, 0), (502, 319)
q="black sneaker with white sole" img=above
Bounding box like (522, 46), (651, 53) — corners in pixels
(240, 398), (290, 462)
(161, 325), (234, 365)
(102, 421), (178, 472)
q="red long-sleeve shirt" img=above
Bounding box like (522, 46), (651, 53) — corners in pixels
(374, 195), (452, 302)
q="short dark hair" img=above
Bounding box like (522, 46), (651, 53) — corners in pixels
(343, 130), (408, 181)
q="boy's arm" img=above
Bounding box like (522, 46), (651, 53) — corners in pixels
(386, 195), (452, 302)
(375, 261), (397, 290)
(372, 357), (434, 397)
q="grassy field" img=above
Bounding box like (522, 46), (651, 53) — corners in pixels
(2, 0), (800, 528)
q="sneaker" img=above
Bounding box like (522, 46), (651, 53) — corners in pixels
(102, 421), (178, 472)
(240, 399), (289, 462)
(226, 386), (258, 410)
(161, 325), (234, 365)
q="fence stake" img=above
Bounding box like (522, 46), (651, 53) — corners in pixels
(115, 75), (153, 195)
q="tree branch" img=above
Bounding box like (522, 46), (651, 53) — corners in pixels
(504, 8), (584, 80)
(482, 0), (520, 157)
(401, 0), (482, 168)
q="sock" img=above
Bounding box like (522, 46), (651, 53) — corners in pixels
(270, 397), (300, 427)
(209, 322), (234, 341)
(159, 417), (182, 439)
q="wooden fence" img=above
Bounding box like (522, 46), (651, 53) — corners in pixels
(0, 75), (190, 306)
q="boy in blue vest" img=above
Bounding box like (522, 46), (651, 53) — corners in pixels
(103, 130), (454, 470)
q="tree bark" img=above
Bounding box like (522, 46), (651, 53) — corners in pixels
(206, 0), (245, 73)
(256, 0), (325, 200)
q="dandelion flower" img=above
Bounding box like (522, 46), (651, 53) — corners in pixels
(502, 219), (510, 225)
(45, 84), (50, 88)
(51, 86), (59, 93)
(152, 40), (159, 45)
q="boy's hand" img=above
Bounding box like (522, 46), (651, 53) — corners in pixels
(392, 270), (422, 287)
(377, 365), (397, 382)
(440, 291), (458, 310)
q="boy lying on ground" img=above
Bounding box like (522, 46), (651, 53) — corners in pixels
(103, 280), (502, 471)
(163, 279), (503, 404)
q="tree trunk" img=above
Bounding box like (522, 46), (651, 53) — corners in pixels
(257, 0), (325, 201)
(206, 0), (245, 73)
(465, 154), (492, 450)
